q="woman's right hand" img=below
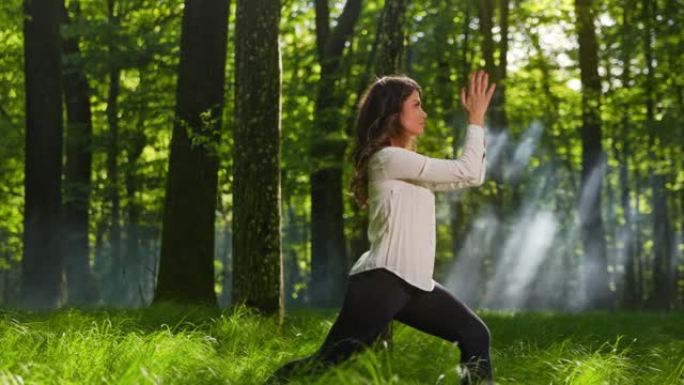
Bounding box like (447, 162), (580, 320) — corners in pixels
(460, 70), (496, 127)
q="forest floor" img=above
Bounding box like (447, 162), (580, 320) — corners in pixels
(0, 303), (682, 384)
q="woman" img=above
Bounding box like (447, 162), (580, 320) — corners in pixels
(266, 70), (496, 385)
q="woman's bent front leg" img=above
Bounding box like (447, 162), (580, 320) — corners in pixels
(265, 269), (415, 384)
(394, 281), (494, 384)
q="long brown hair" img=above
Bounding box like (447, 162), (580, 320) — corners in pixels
(349, 75), (422, 210)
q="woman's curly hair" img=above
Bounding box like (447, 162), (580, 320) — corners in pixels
(349, 75), (422, 210)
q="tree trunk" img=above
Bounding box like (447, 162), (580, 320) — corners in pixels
(374, 0), (406, 76)
(346, 8), (382, 274)
(574, 0), (612, 309)
(21, 0), (64, 309)
(476, 0), (510, 302)
(61, 1), (98, 306)
(617, 0), (638, 308)
(634, 168), (644, 304)
(450, 0), (472, 266)
(231, 0), (283, 317)
(154, 0), (229, 306)
(640, 0), (672, 310)
(309, 0), (362, 307)
(124, 126), (146, 306)
(366, 0), (408, 351)
(105, 0), (123, 305)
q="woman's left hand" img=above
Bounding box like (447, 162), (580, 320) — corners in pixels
(460, 70), (496, 126)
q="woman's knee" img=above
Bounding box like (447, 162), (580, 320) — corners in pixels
(461, 318), (491, 348)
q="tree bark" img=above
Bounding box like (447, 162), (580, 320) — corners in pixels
(105, 0), (123, 305)
(617, 0), (638, 309)
(232, 0), (283, 317)
(154, 0), (229, 306)
(574, 0), (612, 309)
(310, 0), (362, 307)
(61, 1), (98, 306)
(124, 125), (146, 306)
(640, 0), (672, 310)
(374, 0), (406, 76)
(476, 0), (510, 302)
(21, 0), (64, 309)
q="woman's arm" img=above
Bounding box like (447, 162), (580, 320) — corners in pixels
(418, 149), (486, 191)
(379, 124), (486, 186)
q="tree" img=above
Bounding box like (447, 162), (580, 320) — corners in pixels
(21, 0), (64, 309)
(369, 0), (408, 350)
(476, 0), (511, 302)
(310, 0), (363, 308)
(61, 1), (98, 306)
(104, 0), (124, 305)
(154, 0), (230, 306)
(232, 0), (283, 317)
(574, 0), (612, 309)
(375, 0), (407, 76)
(641, 0), (673, 310)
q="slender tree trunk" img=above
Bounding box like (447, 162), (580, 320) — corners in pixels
(154, 0), (229, 306)
(450, 0), (472, 265)
(477, 0), (510, 301)
(61, 1), (98, 306)
(374, 0), (406, 76)
(21, 0), (64, 309)
(617, 0), (638, 308)
(232, 0), (283, 317)
(641, 0), (672, 310)
(346, 8), (382, 273)
(124, 127), (146, 306)
(309, 0), (362, 307)
(105, 0), (123, 305)
(574, 0), (612, 309)
(634, 169), (644, 304)
(365, 0), (408, 350)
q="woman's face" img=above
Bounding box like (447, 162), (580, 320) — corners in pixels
(399, 90), (427, 137)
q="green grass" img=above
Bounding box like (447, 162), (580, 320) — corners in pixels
(0, 304), (682, 384)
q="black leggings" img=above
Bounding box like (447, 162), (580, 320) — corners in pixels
(266, 268), (493, 384)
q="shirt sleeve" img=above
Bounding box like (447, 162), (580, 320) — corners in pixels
(380, 124), (487, 189)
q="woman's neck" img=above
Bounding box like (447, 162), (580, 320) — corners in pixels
(390, 135), (415, 150)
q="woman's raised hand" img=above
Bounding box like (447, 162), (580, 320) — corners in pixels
(460, 70), (496, 127)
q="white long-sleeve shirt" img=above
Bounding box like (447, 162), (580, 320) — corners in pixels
(348, 124), (487, 291)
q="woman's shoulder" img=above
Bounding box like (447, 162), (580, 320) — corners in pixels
(373, 146), (418, 158)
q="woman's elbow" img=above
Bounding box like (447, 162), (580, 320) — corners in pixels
(472, 167), (486, 187)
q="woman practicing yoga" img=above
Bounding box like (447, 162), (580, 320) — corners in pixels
(266, 70), (496, 385)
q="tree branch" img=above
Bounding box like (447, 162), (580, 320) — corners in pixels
(321, 0), (363, 72)
(314, 0), (330, 60)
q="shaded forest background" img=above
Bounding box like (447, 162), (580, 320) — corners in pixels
(0, 0), (683, 314)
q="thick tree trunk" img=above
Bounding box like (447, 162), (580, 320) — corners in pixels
(310, 0), (362, 308)
(232, 0), (283, 317)
(61, 2), (98, 306)
(154, 0), (229, 306)
(21, 0), (64, 309)
(574, 0), (612, 309)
